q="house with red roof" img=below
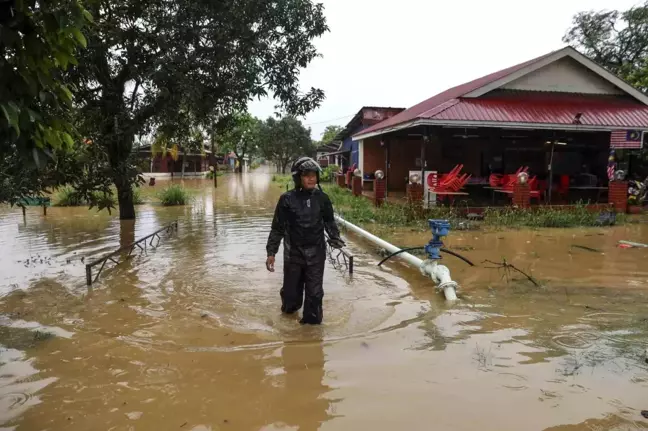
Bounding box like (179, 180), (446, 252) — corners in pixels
(318, 106), (405, 171)
(352, 46), (648, 204)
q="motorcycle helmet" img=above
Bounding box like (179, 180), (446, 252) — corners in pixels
(291, 156), (322, 190)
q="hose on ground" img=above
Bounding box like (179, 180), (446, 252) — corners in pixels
(377, 247), (426, 266)
(377, 246), (476, 267)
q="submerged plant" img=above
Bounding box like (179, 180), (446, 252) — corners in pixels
(132, 187), (144, 205)
(483, 203), (608, 228)
(53, 185), (85, 207)
(158, 184), (190, 206)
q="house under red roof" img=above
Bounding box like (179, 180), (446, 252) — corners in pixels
(353, 46), (648, 141)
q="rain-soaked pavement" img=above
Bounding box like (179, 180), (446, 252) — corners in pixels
(0, 170), (647, 430)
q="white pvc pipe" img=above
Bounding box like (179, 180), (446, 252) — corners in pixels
(334, 215), (423, 268)
(334, 214), (458, 301)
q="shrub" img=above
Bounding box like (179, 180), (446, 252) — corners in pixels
(158, 184), (190, 206)
(132, 187), (144, 205)
(53, 185), (85, 206)
(204, 170), (223, 179)
(320, 164), (340, 182)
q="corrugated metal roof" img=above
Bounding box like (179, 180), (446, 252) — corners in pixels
(431, 96), (648, 127)
(355, 50), (558, 137)
(334, 106), (406, 142)
(354, 47), (648, 138)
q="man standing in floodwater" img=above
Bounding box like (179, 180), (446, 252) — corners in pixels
(265, 157), (345, 325)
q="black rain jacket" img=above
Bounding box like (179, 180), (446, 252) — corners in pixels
(266, 188), (342, 266)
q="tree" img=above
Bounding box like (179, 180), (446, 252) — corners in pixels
(259, 116), (315, 174)
(1, 0), (92, 205)
(564, 2), (648, 92)
(318, 125), (343, 147)
(69, 0), (328, 219)
(216, 113), (261, 173)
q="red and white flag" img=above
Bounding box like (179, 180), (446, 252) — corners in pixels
(610, 130), (644, 149)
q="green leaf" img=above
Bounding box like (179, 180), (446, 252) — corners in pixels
(82, 8), (94, 23)
(62, 132), (75, 148)
(70, 28), (87, 48)
(1, 102), (21, 136)
(54, 51), (69, 68)
(60, 85), (73, 102)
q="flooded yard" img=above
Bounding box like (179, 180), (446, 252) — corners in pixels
(0, 172), (647, 430)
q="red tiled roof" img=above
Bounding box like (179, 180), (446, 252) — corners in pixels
(430, 95), (648, 128)
(355, 50), (558, 138)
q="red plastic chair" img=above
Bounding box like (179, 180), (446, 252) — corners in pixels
(489, 174), (502, 187)
(557, 175), (570, 202)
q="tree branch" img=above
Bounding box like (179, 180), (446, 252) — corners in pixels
(129, 79), (140, 109)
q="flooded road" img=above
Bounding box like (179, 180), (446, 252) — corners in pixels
(0, 171), (647, 430)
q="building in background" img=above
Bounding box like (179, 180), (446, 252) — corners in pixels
(352, 46), (648, 203)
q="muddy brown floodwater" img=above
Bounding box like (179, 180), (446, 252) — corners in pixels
(0, 170), (647, 431)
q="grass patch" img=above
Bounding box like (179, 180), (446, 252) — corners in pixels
(324, 185), (622, 233)
(53, 186), (117, 208)
(204, 170), (224, 179)
(54, 185), (145, 207)
(158, 184), (191, 206)
(52, 185), (85, 206)
(482, 204), (618, 228)
(324, 185), (460, 232)
(132, 187), (144, 205)
(272, 174), (293, 190)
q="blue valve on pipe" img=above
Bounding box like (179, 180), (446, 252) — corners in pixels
(425, 219), (451, 260)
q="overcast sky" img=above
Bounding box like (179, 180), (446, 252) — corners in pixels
(247, 0), (640, 141)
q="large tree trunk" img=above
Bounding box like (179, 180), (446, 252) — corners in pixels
(181, 154), (186, 177)
(115, 178), (136, 220)
(106, 126), (137, 220)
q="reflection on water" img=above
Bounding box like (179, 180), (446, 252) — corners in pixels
(0, 170), (647, 430)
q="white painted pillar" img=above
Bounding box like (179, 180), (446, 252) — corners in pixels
(358, 140), (364, 176)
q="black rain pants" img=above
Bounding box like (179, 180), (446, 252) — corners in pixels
(280, 258), (326, 325)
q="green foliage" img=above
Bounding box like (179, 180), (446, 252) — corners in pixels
(1, 0), (91, 157)
(272, 174), (293, 189)
(325, 186), (619, 233)
(483, 205), (610, 228)
(564, 2), (648, 92)
(158, 185), (190, 206)
(204, 170), (224, 179)
(132, 187), (144, 205)
(0, 0), (92, 207)
(258, 116), (315, 173)
(320, 164), (340, 182)
(250, 162), (261, 170)
(215, 113), (263, 172)
(53, 185), (117, 209)
(315, 125), (343, 148)
(68, 0), (328, 219)
(325, 186), (460, 230)
(53, 185), (85, 206)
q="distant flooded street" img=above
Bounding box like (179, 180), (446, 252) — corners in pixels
(0, 171), (647, 430)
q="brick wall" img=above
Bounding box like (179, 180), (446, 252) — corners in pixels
(608, 181), (628, 213)
(374, 179), (386, 206)
(352, 176), (362, 197)
(513, 183), (530, 208)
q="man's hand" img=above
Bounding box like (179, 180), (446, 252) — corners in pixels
(328, 238), (346, 249)
(266, 255), (275, 272)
